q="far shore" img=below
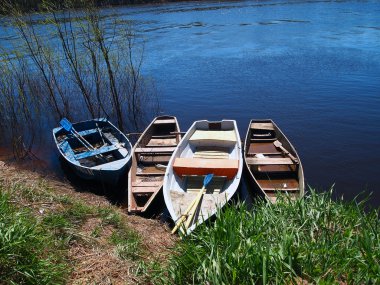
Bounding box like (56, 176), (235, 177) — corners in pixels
(0, 0), (206, 15)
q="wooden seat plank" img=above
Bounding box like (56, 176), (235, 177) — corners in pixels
(154, 119), (176, 124)
(135, 146), (176, 153)
(250, 138), (276, 142)
(146, 138), (177, 147)
(173, 157), (239, 180)
(132, 181), (162, 187)
(256, 164), (296, 172)
(75, 144), (120, 160)
(132, 186), (159, 194)
(248, 142), (281, 155)
(257, 178), (299, 191)
(136, 172), (164, 176)
(138, 155), (171, 163)
(250, 122), (274, 130)
(246, 157), (293, 165)
(76, 128), (98, 137)
(189, 130), (237, 142)
(151, 134), (176, 139)
(194, 153), (229, 159)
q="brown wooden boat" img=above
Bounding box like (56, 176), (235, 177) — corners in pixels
(244, 119), (304, 203)
(128, 116), (181, 213)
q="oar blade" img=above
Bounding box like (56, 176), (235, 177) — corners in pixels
(203, 173), (214, 187)
(60, 118), (73, 132)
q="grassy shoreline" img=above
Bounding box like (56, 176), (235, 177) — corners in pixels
(160, 191), (380, 284)
(0, 162), (176, 284)
(1, 161), (379, 284)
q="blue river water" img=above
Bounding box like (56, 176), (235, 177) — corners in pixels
(1, 0), (380, 205)
(119, 0), (380, 205)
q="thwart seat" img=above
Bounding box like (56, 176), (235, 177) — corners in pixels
(173, 157), (239, 180)
(189, 130), (237, 142)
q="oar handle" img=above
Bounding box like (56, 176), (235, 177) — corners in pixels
(72, 129), (94, 150)
(280, 146), (298, 163)
(184, 187), (206, 230)
(171, 174), (213, 235)
(171, 192), (200, 234)
(171, 185), (206, 234)
(274, 141), (299, 163)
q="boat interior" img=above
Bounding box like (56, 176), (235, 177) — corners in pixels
(174, 121), (239, 192)
(129, 117), (180, 212)
(245, 121), (300, 203)
(169, 121), (241, 219)
(56, 122), (128, 167)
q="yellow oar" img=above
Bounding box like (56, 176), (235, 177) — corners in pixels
(171, 195), (198, 234)
(171, 174), (214, 234)
(184, 187), (206, 230)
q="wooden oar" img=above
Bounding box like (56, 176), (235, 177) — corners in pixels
(96, 122), (106, 146)
(184, 174), (214, 232)
(171, 174), (214, 234)
(60, 118), (94, 151)
(273, 140), (299, 163)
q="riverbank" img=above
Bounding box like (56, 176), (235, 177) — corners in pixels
(2, 159), (379, 284)
(0, 160), (176, 284)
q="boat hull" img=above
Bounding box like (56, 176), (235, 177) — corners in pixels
(69, 159), (131, 184)
(128, 116), (181, 213)
(53, 118), (132, 185)
(244, 119), (304, 203)
(163, 120), (243, 234)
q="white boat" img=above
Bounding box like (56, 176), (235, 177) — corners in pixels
(163, 120), (243, 234)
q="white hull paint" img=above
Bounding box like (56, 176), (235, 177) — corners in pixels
(163, 120), (243, 235)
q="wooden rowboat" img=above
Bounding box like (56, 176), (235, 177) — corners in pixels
(128, 116), (181, 213)
(163, 120), (243, 234)
(244, 119), (304, 203)
(53, 118), (132, 184)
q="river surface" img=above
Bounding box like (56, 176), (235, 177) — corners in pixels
(1, 0), (380, 205)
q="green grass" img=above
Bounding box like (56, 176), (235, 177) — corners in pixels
(0, 191), (68, 284)
(109, 225), (142, 261)
(98, 206), (123, 228)
(0, 177), (145, 284)
(160, 189), (380, 284)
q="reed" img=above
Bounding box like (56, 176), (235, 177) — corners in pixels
(161, 189), (380, 284)
(0, 0), (158, 157)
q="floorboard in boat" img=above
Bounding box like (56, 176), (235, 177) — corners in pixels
(170, 191), (229, 218)
(138, 155), (171, 163)
(146, 137), (177, 147)
(256, 178), (299, 191)
(248, 142), (281, 155)
(137, 166), (165, 175)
